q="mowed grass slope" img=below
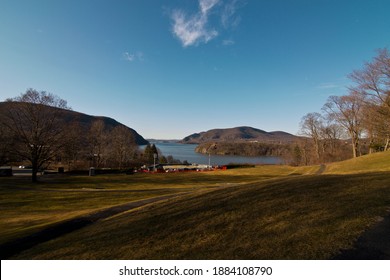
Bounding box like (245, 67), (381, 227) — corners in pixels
(324, 150), (390, 174)
(0, 165), (297, 245)
(9, 152), (390, 259)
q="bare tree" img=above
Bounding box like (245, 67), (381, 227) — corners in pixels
(299, 112), (324, 162)
(375, 48), (390, 79)
(320, 121), (344, 156)
(348, 48), (390, 150)
(62, 121), (84, 171)
(364, 102), (390, 151)
(88, 120), (107, 168)
(323, 92), (365, 158)
(349, 58), (385, 106)
(109, 125), (137, 169)
(0, 89), (70, 182)
(295, 138), (312, 166)
(0, 124), (13, 165)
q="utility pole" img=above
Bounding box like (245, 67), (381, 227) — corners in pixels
(153, 153), (157, 172)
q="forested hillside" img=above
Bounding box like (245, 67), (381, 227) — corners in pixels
(181, 126), (301, 144)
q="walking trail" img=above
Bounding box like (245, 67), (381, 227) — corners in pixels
(315, 164), (326, 175)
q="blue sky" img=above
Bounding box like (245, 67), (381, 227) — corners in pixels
(1, 0), (389, 139)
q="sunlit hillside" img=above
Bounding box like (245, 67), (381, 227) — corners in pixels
(324, 150), (390, 174)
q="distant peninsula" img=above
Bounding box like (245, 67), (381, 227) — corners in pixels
(180, 126), (302, 157)
(180, 126), (300, 144)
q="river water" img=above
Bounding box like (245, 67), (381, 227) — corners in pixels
(147, 142), (282, 166)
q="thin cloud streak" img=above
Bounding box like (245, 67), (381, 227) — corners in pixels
(318, 83), (339, 89)
(317, 82), (346, 90)
(222, 39), (235, 46)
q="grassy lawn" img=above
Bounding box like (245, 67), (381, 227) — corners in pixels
(1, 152), (390, 259)
(0, 165), (296, 245)
(324, 150), (390, 174)
(10, 171), (390, 260)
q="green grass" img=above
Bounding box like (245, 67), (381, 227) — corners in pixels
(2, 153), (390, 259)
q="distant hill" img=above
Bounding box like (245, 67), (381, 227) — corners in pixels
(180, 126), (300, 144)
(0, 102), (149, 145)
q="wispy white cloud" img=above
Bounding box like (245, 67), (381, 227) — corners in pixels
(171, 0), (219, 47)
(199, 0), (220, 14)
(222, 39), (235, 46)
(122, 51), (144, 62)
(317, 83), (340, 90)
(170, 0), (244, 48)
(170, 10), (217, 47)
(123, 52), (135, 62)
(317, 80), (349, 90)
(221, 0), (242, 29)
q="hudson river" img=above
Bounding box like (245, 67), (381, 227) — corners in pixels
(147, 142), (282, 165)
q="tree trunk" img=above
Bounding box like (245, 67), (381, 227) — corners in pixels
(351, 136), (359, 158)
(369, 139), (374, 154)
(31, 164), (38, 183)
(30, 147), (39, 183)
(314, 138), (321, 162)
(385, 136), (390, 151)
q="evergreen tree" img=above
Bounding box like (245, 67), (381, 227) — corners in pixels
(143, 143), (158, 164)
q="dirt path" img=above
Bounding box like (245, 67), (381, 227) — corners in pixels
(0, 194), (182, 259)
(315, 164), (326, 175)
(333, 212), (390, 260)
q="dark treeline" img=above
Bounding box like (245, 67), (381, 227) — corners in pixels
(195, 139), (360, 166)
(195, 142), (291, 157)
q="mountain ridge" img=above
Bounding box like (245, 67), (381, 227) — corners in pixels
(180, 126), (300, 144)
(0, 102), (149, 145)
